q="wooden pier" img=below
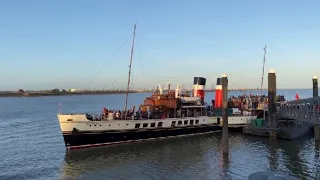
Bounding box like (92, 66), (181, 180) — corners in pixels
(242, 69), (319, 140)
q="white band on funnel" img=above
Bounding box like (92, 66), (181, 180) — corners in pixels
(194, 85), (205, 90)
(215, 85), (222, 90)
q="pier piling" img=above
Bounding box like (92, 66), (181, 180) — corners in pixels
(268, 68), (277, 140)
(313, 75), (318, 97)
(313, 75), (320, 140)
(221, 73), (229, 155)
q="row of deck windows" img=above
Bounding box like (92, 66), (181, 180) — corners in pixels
(171, 119), (199, 127)
(135, 122), (162, 128)
(134, 119), (200, 128)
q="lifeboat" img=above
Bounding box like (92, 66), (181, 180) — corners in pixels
(179, 96), (201, 104)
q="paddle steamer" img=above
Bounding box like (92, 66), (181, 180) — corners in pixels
(57, 25), (257, 150)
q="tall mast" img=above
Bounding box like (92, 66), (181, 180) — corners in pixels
(260, 45), (267, 95)
(124, 24), (136, 119)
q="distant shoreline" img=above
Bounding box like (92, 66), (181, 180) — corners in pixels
(0, 91), (142, 97)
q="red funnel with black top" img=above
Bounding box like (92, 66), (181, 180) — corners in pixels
(214, 78), (222, 108)
(193, 77), (206, 101)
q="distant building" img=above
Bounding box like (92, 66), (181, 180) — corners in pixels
(69, 89), (77, 92)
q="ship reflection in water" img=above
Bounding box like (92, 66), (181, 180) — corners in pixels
(60, 133), (319, 180)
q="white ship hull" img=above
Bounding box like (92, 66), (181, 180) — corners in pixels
(57, 114), (256, 150)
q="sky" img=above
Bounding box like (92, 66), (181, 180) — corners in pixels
(0, 0), (319, 91)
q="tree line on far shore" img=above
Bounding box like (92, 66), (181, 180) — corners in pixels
(17, 88), (68, 94)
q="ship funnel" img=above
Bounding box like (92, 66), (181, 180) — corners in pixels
(193, 77), (206, 102)
(214, 78), (222, 108)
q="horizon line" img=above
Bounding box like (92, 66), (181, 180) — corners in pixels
(0, 87), (317, 93)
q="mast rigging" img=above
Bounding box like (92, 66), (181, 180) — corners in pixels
(124, 24), (137, 119)
(260, 45), (267, 95)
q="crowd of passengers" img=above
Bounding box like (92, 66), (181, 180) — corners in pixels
(212, 94), (286, 110)
(86, 94), (287, 121)
(86, 106), (168, 121)
(87, 105), (204, 121)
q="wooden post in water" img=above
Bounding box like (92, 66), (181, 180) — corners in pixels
(221, 73), (229, 155)
(268, 68), (277, 140)
(313, 75), (320, 140)
(313, 75), (318, 97)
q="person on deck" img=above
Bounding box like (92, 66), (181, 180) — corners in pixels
(161, 113), (166, 119)
(116, 111), (120, 119)
(102, 107), (108, 120)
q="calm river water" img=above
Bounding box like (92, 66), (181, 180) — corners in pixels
(0, 89), (319, 180)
